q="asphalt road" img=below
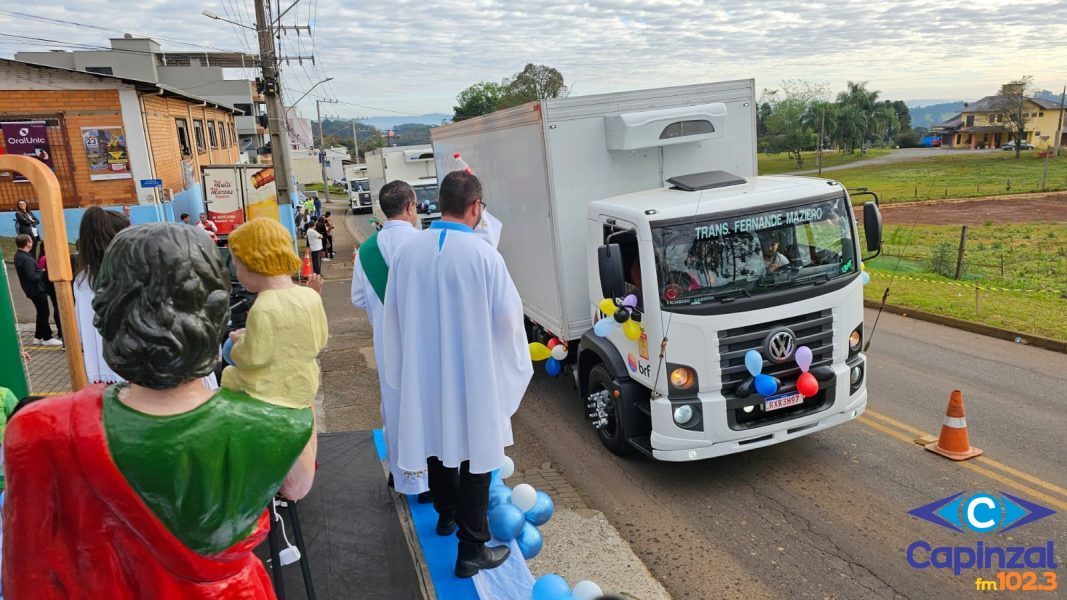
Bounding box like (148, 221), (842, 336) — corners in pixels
(346, 211), (1067, 599)
(791, 147), (997, 175)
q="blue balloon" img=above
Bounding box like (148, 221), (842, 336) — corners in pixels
(755, 373), (778, 397)
(545, 357), (562, 377)
(744, 349), (763, 377)
(517, 522), (544, 559)
(222, 337), (235, 366)
(593, 317), (619, 337)
(488, 504), (525, 542)
(861, 271), (871, 285)
(533, 574), (571, 600)
(525, 490), (555, 526)
(488, 485), (512, 510)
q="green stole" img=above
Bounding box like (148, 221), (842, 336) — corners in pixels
(359, 231), (389, 302)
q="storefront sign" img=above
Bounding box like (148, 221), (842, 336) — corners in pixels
(203, 166), (245, 234)
(82, 127), (132, 181)
(1, 121), (53, 182)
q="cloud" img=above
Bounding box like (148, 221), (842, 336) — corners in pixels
(2, 1), (1065, 117)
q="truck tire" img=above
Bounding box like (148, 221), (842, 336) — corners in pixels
(587, 364), (631, 456)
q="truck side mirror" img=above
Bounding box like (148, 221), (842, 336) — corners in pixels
(597, 243), (626, 299)
(863, 201), (882, 254)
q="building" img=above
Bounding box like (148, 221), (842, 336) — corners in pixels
(0, 58), (240, 222)
(290, 146), (350, 186)
(15, 36), (267, 156)
(934, 93), (1066, 150)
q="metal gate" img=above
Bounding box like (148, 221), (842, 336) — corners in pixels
(0, 114), (79, 211)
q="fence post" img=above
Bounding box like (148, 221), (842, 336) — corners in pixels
(1000, 254), (1005, 278)
(954, 225), (968, 280)
(975, 286), (981, 315)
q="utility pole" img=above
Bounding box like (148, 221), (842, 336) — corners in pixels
(350, 119), (359, 162)
(253, 0), (293, 205)
(1055, 85), (1066, 158)
(818, 108), (825, 176)
(316, 98), (338, 203)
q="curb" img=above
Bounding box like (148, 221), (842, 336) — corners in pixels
(863, 299), (1067, 354)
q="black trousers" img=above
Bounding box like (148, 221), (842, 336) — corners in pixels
(311, 250), (322, 275)
(427, 457), (491, 555)
(45, 281), (62, 338)
(29, 293), (52, 340)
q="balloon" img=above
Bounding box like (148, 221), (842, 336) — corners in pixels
(545, 357), (562, 377)
(861, 271), (871, 285)
(613, 307), (631, 323)
(488, 504), (525, 541)
(533, 574), (571, 600)
(797, 372), (819, 397)
(488, 485), (512, 510)
(622, 294), (638, 308)
(517, 522), (544, 559)
(525, 490), (555, 525)
(598, 298), (616, 315)
(572, 581), (605, 600)
(222, 337), (235, 366)
(550, 343), (568, 361)
(755, 373), (778, 397)
(593, 318), (619, 337)
(795, 345), (813, 373)
(622, 319), (641, 341)
(547, 338), (561, 349)
(744, 350), (763, 377)
(529, 342), (552, 361)
(510, 483), (537, 512)
(499, 456), (515, 479)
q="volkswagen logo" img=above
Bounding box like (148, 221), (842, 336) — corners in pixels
(764, 328), (796, 363)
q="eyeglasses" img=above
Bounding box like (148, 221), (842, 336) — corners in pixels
(478, 200), (488, 209)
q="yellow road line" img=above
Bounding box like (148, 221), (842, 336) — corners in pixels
(864, 409), (928, 436)
(25, 346), (64, 352)
(857, 416), (916, 444)
(957, 461), (1067, 513)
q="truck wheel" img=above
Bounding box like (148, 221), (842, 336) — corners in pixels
(586, 364), (631, 456)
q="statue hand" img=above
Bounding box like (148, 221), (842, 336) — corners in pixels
(305, 274), (324, 294)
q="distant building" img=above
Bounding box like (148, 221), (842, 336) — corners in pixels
(933, 92), (1066, 149)
(15, 37), (267, 157)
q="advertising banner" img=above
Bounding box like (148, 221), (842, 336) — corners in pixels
(2, 121), (53, 182)
(203, 166), (244, 234)
(81, 127), (132, 181)
(242, 166), (279, 222)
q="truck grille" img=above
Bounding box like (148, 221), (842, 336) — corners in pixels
(718, 309), (835, 430)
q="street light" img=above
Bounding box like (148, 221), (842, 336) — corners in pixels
(285, 78), (334, 114)
(202, 9), (257, 31)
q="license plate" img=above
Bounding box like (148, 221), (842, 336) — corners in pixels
(765, 392), (804, 411)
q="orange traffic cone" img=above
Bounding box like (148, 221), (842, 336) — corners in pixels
(925, 390), (982, 461)
(300, 248), (313, 279)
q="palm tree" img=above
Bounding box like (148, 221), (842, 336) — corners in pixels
(835, 81), (882, 151)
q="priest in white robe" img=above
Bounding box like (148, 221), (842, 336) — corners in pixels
(382, 170), (532, 578)
(351, 180), (428, 498)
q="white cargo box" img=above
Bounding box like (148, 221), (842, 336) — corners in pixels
(431, 80), (756, 340)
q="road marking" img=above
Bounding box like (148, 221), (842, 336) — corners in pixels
(858, 412), (1067, 511)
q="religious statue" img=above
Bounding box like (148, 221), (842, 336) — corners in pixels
(3, 223), (316, 598)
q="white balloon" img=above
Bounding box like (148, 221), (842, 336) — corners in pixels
(572, 581), (604, 600)
(510, 483), (537, 512)
(550, 344), (568, 361)
(499, 456), (515, 479)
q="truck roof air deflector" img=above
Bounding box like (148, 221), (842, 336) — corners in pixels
(604, 102), (727, 150)
(667, 170), (746, 191)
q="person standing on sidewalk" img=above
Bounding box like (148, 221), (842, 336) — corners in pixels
(351, 180), (429, 500)
(322, 211), (336, 260)
(196, 212), (219, 243)
(306, 219), (324, 275)
(13, 200), (40, 257)
(13, 234), (61, 347)
(35, 246), (62, 341)
(382, 171), (533, 578)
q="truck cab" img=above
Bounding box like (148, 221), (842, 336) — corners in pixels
(348, 177), (372, 213)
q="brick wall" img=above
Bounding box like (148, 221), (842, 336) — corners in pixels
(141, 96), (239, 198)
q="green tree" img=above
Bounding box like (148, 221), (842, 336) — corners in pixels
(453, 81), (506, 121)
(759, 81), (828, 167)
(501, 63), (569, 107)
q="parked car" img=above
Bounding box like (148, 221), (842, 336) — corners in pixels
(1001, 140), (1034, 150)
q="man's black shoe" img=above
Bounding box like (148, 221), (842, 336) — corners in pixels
(417, 491), (434, 504)
(387, 473), (394, 489)
(455, 544), (510, 578)
(435, 516), (457, 536)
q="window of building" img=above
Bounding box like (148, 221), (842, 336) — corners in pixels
(85, 66), (114, 75)
(230, 123), (237, 147)
(965, 115), (975, 127)
(193, 119), (206, 153)
(208, 121), (219, 149)
(219, 121), (228, 148)
(1039, 112), (1044, 117)
(175, 118), (192, 157)
(234, 103), (253, 116)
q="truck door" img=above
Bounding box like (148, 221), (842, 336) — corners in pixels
(597, 217), (656, 386)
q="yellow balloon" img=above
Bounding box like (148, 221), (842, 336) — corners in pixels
(528, 342), (552, 361)
(598, 298), (616, 316)
(623, 320), (642, 341)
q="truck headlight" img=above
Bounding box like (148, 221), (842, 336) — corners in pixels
(850, 365), (863, 385)
(673, 404), (694, 425)
(849, 326), (862, 357)
(670, 367), (695, 390)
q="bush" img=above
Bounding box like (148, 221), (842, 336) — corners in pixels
(894, 129), (922, 148)
(926, 241), (958, 277)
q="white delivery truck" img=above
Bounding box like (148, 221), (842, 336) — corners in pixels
(431, 80), (883, 461)
(366, 145), (441, 227)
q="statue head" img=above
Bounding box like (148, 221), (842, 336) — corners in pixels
(93, 223), (231, 389)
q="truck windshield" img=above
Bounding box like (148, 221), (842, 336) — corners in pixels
(414, 184), (440, 213)
(652, 195), (857, 307)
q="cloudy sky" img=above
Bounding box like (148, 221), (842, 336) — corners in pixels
(2, 1), (1065, 119)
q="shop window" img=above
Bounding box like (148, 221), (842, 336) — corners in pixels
(219, 121), (228, 148)
(193, 119), (206, 153)
(175, 118), (192, 157)
(208, 121), (218, 149)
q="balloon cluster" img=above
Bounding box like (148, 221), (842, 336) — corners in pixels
(794, 346), (819, 397)
(529, 338), (568, 376)
(486, 458), (555, 559)
(593, 295), (641, 341)
(741, 350), (780, 397)
(533, 574), (605, 600)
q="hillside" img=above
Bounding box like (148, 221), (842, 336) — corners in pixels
(909, 101), (964, 129)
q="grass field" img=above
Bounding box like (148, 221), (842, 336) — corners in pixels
(304, 182), (347, 195)
(862, 222), (1067, 341)
(830, 152), (1067, 204)
(758, 149), (891, 174)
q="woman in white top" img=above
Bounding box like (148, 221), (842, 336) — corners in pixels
(306, 219), (324, 275)
(74, 207), (219, 388)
